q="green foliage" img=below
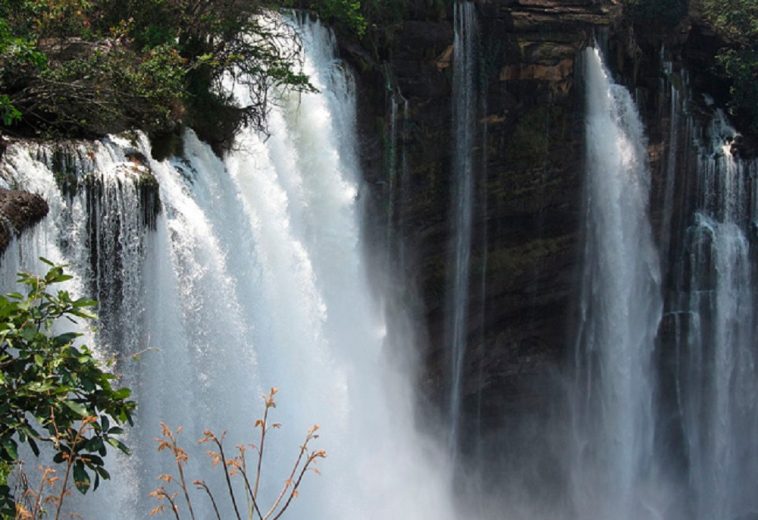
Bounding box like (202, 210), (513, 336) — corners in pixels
(28, 44), (186, 135)
(21, 0), (94, 39)
(316, 0), (367, 37)
(289, 0), (409, 39)
(717, 48), (758, 132)
(702, 0), (758, 132)
(0, 94), (21, 126)
(359, 0), (408, 28)
(0, 261), (135, 517)
(702, 0), (758, 44)
(0, 0), (315, 147)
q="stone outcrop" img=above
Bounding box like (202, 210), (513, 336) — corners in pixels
(0, 188), (49, 253)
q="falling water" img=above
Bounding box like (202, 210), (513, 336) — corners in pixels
(659, 59), (685, 267)
(385, 88), (402, 268)
(0, 16), (455, 520)
(447, 0), (478, 450)
(571, 47), (662, 520)
(674, 111), (758, 520)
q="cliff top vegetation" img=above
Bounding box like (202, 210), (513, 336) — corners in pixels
(701, 0), (758, 133)
(625, 0), (757, 133)
(0, 0), (334, 153)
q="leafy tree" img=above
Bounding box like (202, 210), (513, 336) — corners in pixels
(702, 0), (758, 132)
(311, 0), (367, 37)
(0, 261), (135, 518)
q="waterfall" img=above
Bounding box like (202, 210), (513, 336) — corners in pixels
(385, 87), (409, 271)
(447, 0), (478, 450)
(0, 17), (456, 520)
(571, 47), (663, 519)
(673, 111), (758, 520)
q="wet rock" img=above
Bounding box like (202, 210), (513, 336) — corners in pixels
(353, 0), (750, 449)
(0, 189), (49, 253)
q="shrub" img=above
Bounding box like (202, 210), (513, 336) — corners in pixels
(0, 261), (135, 518)
(702, 0), (758, 132)
(0, 0), (316, 149)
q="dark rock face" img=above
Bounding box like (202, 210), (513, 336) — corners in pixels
(350, 0), (618, 445)
(349, 0), (749, 459)
(0, 188), (49, 253)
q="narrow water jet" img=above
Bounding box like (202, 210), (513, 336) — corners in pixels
(571, 47), (663, 520)
(447, 0), (478, 450)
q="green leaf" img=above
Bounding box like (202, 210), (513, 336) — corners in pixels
(73, 461), (91, 494)
(82, 454), (104, 467)
(106, 437), (130, 455)
(112, 388), (131, 400)
(54, 332), (80, 346)
(27, 437), (40, 457)
(1, 440), (17, 461)
(95, 466), (110, 480)
(64, 401), (89, 418)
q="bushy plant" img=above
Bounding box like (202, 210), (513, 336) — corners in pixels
(313, 0), (367, 37)
(702, 0), (758, 132)
(0, 261), (135, 518)
(0, 0), (316, 148)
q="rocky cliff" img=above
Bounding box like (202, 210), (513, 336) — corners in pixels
(347, 0), (617, 447)
(346, 0), (753, 458)
(1, 0), (748, 464)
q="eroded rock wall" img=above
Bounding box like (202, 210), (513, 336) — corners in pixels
(348, 0), (755, 457)
(349, 0), (618, 445)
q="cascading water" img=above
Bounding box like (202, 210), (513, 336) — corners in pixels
(447, 0), (478, 450)
(0, 16), (456, 520)
(672, 110), (758, 520)
(571, 47), (663, 520)
(7, 10), (758, 520)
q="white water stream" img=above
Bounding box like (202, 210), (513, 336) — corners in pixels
(0, 18), (455, 520)
(675, 111), (758, 520)
(447, 0), (478, 450)
(5, 15), (758, 520)
(571, 47), (663, 520)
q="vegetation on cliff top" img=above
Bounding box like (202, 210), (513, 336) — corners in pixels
(624, 0), (757, 133)
(0, 0), (320, 151)
(702, 0), (758, 133)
